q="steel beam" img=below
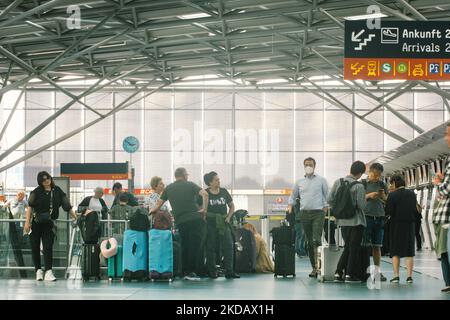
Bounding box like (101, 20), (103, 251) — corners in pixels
(366, 0), (414, 20)
(0, 47), (154, 162)
(0, 0), (24, 21)
(301, 75), (408, 142)
(394, 0), (428, 21)
(0, 0), (68, 28)
(435, 81), (450, 114)
(0, 86), (25, 142)
(0, 79), (169, 173)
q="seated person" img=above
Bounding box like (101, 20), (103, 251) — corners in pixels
(243, 223), (274, 273)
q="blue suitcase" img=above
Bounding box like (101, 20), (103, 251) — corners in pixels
(107, 245), (123, 280)
(123, 230), (148, 281)
(149, 229), (173, 281)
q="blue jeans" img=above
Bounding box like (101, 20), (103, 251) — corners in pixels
(295, 222), (307, 256)
(363, 216), (384, 247)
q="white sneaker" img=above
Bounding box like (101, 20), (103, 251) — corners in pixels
(44, 270), (56, 281)
(36, 269), (44, 281)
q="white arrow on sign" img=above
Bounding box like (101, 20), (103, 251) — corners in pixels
(351, 30), (365, 42)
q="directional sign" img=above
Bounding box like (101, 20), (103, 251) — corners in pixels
(344, 20), (450, 80)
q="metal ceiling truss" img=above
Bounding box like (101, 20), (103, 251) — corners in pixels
(0, 0), (448, 171)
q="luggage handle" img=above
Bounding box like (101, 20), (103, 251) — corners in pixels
(327, 207), (340, 252)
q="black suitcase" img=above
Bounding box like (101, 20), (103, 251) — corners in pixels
(271, 226), (295, 246)
(234, 228), (257, 273)
(173, 240), (183, 278)
(274, 244), (296, 278)
(82, 244), (100, 281)
(77, 211), (101, 244)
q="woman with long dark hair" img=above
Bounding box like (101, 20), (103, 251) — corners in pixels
(24, 171), (77, 281)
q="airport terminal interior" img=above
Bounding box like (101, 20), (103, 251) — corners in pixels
(0, 0), (449, 300)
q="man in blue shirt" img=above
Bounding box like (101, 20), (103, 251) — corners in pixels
(288, 157), (329, 277)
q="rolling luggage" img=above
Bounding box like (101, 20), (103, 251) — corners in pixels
(148, 229), (173, 281)
(77, 210), (101, 244)
(271, 225), (295, 246)
(82, 244), (100, 281)
(317, 212), (342, 282)
(234, 227), (257, 273)
(123, 230), (148, 281)
(108, 245), (123, 280)
(272, 222), (296, 278)
(274, 244), (296, 277)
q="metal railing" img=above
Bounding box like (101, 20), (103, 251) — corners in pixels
(0, 217), (132, 276)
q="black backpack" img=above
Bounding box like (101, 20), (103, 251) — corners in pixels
(332, 178), (362, 220)
(77, 211), (101, 244)
(129, 208), (150, 231)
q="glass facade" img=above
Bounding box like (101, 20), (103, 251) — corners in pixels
(0, 89), (447, 195)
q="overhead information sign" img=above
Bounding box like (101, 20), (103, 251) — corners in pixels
(344, 20), (450, 80)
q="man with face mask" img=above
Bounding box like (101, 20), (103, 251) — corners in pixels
(288, 157), (329, 278)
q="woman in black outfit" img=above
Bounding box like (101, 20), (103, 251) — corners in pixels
(24, 171), (77, 281)
(385, 174), (419, 284)
(204, 171), (240, 279)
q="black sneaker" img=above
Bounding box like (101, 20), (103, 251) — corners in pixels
(390, 276), (400, 284)
(225, 272), (240, 279)
(184, 273), (201, 281)
(334, 273), (344, 282)
(380, 273), (387, 282)
(345, 276), (361, 283)
(208, 272), (218, 279)
(309, 270), (317, 278)
(406, 277), (413, 284)
(441, 286), (450, 293)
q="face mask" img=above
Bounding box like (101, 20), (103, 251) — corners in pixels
(304, 166), (314, 175)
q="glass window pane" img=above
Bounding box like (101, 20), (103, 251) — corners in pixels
(54, 151), (82, 187)
(296, 93), (323, 110)
(385, 110), (413, 151)
(325, 111), (352, 151)
(204, 110), (232, 152)
(204, 93), (232, 110)
(145, 92), (171, 109)
(235, 110), (262, 152)
(144, 152), (173, 188)
(56, 110), (83, 151)
(234, 152), (262, 189)
(174, 92), (201, 110)
(144, 110), (171, 151)
(114, 110), (143, 151)
(355, 111), (384, 152)
(265, 111), (293, 151)
(235, 93), (262, 110)
(324, 152), (353, 187)
(203, 151), (233, 189)
(265, 93), (293, 110)
(295, 110), (324, 151)
(264, 152), (293, 189)
(24, 151), (53, 187)
(174, 110), (202, 152)
(85, 111), (113, 151)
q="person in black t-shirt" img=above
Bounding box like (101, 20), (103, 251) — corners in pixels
(24, 171), (77, 282)
(204, 171), (240, 279)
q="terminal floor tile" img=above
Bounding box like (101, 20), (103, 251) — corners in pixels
(0, 251), (448, 300)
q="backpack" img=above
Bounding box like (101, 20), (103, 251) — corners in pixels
(153, 210), (173, 230)
(332, 178), (362, 220)
(77, 210), (101, 244)
(129, 207), (150, 231)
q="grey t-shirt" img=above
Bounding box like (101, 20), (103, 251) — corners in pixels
(363, 180), (388, 217)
